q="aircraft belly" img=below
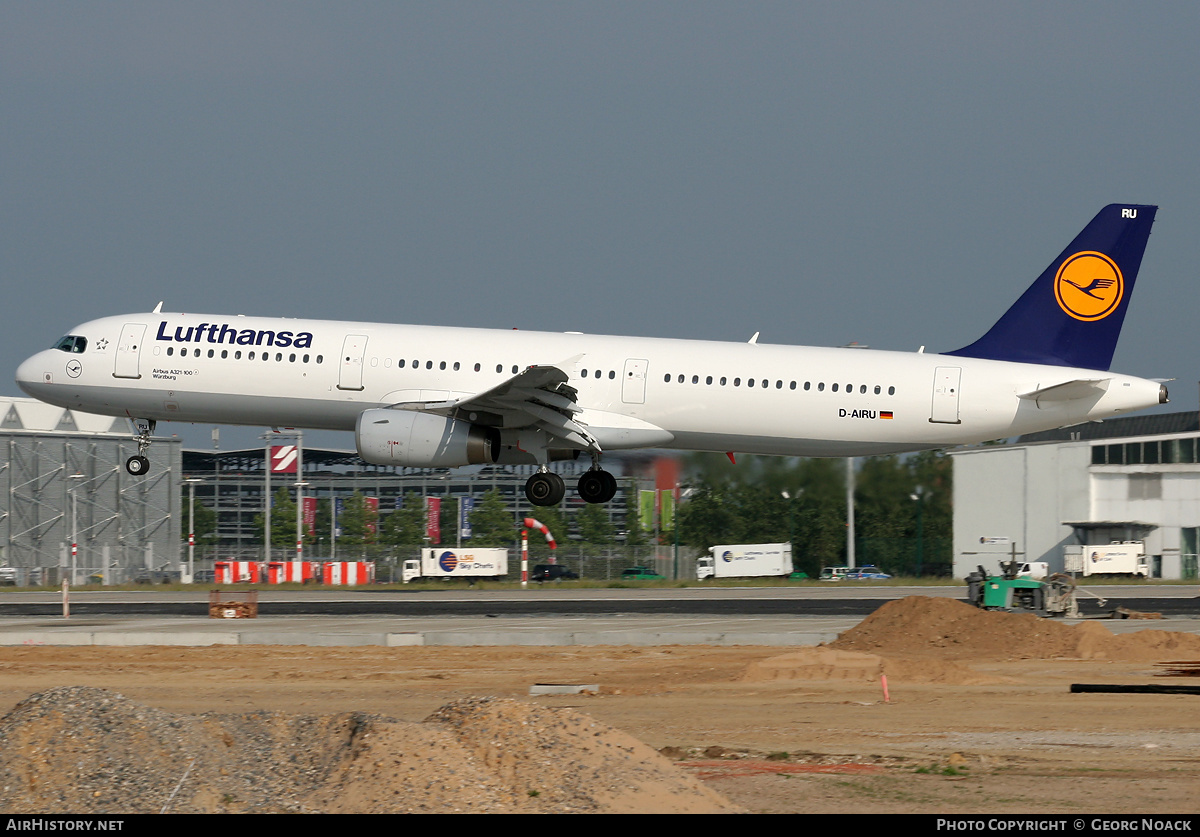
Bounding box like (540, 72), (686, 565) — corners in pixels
(25, 382), (362, 431)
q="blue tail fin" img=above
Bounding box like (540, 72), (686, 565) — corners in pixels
(945, 204), (1156, 371)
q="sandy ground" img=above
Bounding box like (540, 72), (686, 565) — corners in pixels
(1, 597), (1199, 813)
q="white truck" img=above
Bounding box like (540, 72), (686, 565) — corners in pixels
(698, 543), (793, 580)
(1063, 542), (1150, 578)
(403, 548), (509, 583)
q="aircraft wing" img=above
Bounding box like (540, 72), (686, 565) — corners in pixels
(388, 362), (602, 452)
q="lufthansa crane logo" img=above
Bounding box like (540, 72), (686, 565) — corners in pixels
(1054, 251), (1124, 321)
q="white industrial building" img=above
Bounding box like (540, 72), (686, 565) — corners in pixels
(951, 412), (1200, 580)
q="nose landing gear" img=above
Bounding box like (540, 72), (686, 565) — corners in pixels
(125, 418), (155, 476)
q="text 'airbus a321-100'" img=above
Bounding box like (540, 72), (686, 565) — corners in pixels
(16, 204), (1168, 506)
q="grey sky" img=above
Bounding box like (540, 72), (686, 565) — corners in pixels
(3, 2), (1197, 451)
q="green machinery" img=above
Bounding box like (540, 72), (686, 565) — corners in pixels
(966, 562), (1080, 618)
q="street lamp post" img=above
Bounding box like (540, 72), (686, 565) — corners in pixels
(295, 481), (310, 561)
(66, 473), (85, 585)
(184, 478), (204, 583)
(910, 485), (926, 578)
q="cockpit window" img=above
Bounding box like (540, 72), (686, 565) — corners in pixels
(53, 335), (88, 354)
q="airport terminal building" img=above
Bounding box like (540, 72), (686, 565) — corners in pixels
(951, 411), (1200, 580)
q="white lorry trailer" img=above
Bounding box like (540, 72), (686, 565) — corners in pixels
(698, 543), (793, 580)
(1063, 543), (1150, 578)
(403, 548), (509, 583)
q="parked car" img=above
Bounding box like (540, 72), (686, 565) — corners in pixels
(819, 566), (851, 580)
(620, 566), (665, 581)
(845, 566), (892, 580)
(531, 564), (579, 582)
(0, 568), (17, 586)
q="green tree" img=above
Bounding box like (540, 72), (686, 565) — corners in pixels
(622, 480), (646, 545)
(252, 487), (303, 547)
(338, 491), (379, 545)
(577, 502), (614, 545)
(182, 500), (217, 542)
(380, 491), (427, 545)
(468, 489), (516, 547)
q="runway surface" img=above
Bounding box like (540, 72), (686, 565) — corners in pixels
(0, 584), (1194, 647)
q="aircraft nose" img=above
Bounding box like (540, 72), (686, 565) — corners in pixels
(15, 352), (50, 398)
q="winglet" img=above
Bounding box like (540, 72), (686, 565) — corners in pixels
(945, 204), (1156, 371)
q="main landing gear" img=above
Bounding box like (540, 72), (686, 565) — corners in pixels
(125, 418), (155, 476)
(523, 466), (618, 507)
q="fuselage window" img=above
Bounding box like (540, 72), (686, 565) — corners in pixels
(776, 380), (783, 389)
(453, 362), (460, 371)
(512, 365), (518, 374)
(818, 382), (825, 391)
(303, 354), (309, 363)
(804, 381), (810, 390)
(720, 377), (727, 386)
(874, 385), (881, 394)
(426, 361), (433, 370)
(248, 351), (255, 360)
(663, 373), (671, 383)
(439, 361), (446, 370)
(706, 376), (712, 385)
(220, 350), (228, 359)
(692, 375), (699, 384)
(789, 381), (796, 390)
(235, 351), (242, 359)
(831, 383), (838, 392)
(289, 353), (296, 362)
(888, 386), (895, 395)
(316, 355), (323, 364)
(748, 379), (755, 388)
(582, 369), (588, 378)
(596, 370), (602, 379)
(399, 359), (406, 368)
(276, 353), (283, 362)
(678, 374), (684, 383)
(734, 378), (741, 387)
(167, 347), (174, 356)
(608, 370), (615, 379)
(497, 364), (503, 373)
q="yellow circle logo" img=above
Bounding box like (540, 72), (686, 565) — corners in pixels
(1054, 251), (1123, 321)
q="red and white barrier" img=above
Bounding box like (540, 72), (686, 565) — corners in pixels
(266, 561), (319, 584)
(215, 561), (261, 584)
(323, 561), (375, 586)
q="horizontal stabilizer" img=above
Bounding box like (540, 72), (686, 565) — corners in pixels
(1017, 379), (1110, 403)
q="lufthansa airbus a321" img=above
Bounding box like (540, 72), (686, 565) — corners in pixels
(16, 204), (1168, 506)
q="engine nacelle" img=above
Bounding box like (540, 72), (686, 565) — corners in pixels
(356, 409), (499, 468)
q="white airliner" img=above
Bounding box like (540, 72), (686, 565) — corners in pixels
(16, 204), (1167, 506)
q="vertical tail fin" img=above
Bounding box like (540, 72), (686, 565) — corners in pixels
(945, 204), (1156, 371)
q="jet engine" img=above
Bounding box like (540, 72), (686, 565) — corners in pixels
(355, 409), (499, 468)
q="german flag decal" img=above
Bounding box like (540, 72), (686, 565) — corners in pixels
(880, 411), (894, 420)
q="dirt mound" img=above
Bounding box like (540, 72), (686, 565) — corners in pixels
(0, 686), (741, 814)
(740, 647), (1011, 685)
(830, 596), (1200, 661)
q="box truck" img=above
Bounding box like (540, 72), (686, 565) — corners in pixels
(403, 548), (509, 583)
(698, 543), (793, 580)
(1063, 543), (1149, 577)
